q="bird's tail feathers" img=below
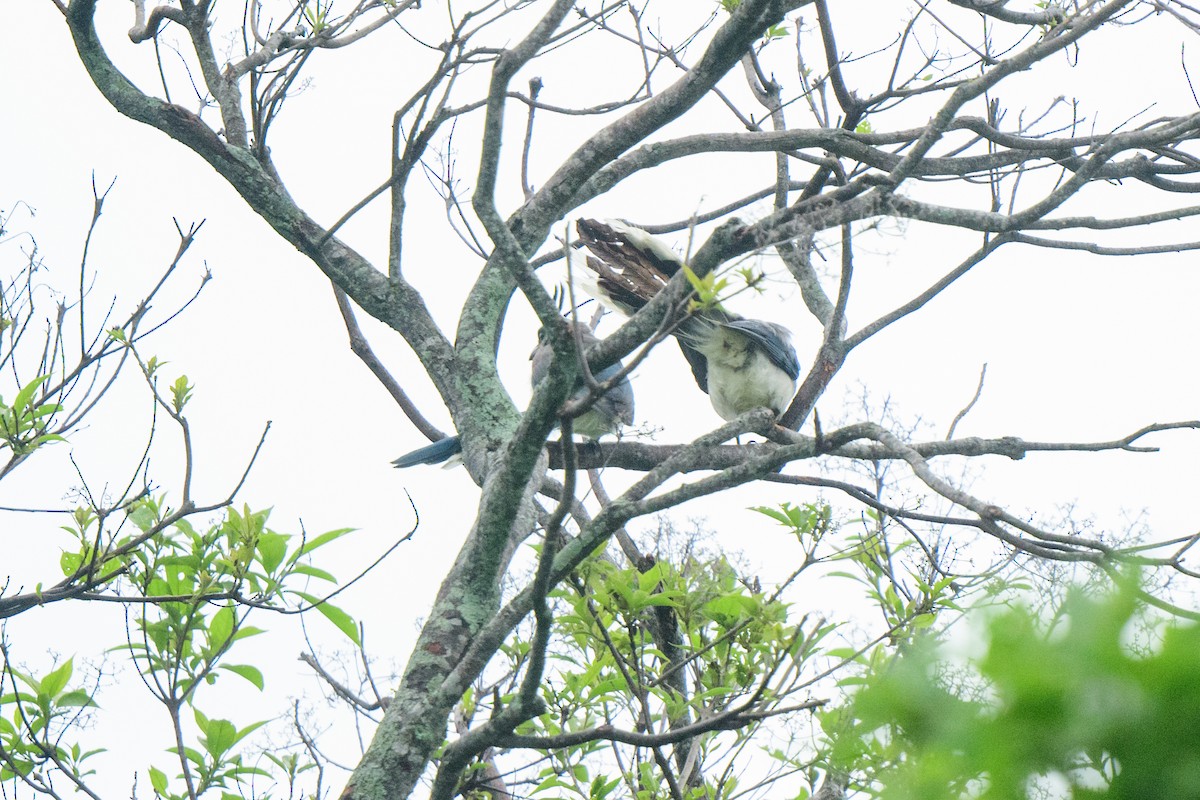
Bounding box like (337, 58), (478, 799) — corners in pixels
(577, 218), (742, 390)
(567, 257), (633, 319)
(391, 435), (463, 468)
(576, 219), (680, 314)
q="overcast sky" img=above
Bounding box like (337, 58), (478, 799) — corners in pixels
(3, 0), (1199, 791)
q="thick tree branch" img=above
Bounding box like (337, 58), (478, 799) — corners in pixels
(543, 420), (1200, 471)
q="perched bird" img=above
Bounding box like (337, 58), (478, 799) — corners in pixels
(576, 218), (800, 421)
(391, 321), (634, 468)
(530, 323), (635, 439)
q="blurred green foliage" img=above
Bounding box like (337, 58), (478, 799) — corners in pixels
(837, 575), (1200, 799)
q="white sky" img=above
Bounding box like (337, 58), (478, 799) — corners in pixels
(2, 0), (1199, 794)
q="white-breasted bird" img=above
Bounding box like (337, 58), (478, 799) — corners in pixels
(576, 218), (800, 422)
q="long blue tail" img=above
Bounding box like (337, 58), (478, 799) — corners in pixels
(391, 436), (462, 468)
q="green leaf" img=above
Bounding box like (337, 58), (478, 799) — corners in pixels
(533, 775), (574, 793)
(40, 658), (74, 699)
(29, 403), (62, 421)
(752, 505), (796, 527)
(220, 664), (265, 691)
(179, 746), (206, 768)
(294, 592), (360, 644)
(229, 718), (269, 747)
(292, 527), (355, 562)
(704, 594), (758, 626)
(200, 718), (237, 758)
(291, 563), (337, 583)
(170, 375), (193, 412)
(56, 689), (97, 708)
(12, 375), (50, 415)
(255, 532), (288, 574)
(208, 606), (235, 650)
(32, 432), (66, 448)
(149, 766), (169, 794)
(60, 550), (83, 576)
(912, 613), (936, 630)
(127, 500), (159, 533)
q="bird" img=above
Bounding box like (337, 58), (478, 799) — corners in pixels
(530, 323), (635, 439)
(391, 321), (634, 468)
(575, 218), (800, 422)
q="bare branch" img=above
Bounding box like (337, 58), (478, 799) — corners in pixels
(946, 363), (988, 440)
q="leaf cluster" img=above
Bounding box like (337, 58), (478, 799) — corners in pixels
(0, 658), (100, 786)
(839, 576), (1200, 799)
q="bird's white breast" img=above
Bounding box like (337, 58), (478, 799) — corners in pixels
(707, 349), (797, 420)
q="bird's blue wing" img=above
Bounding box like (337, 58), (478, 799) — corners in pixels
(533, 323), (636, 436)
(592, 359), (624, 385)
(391, 436), (462, 468)
(590, 360), (635, 428)
(722, 319), (801, 381)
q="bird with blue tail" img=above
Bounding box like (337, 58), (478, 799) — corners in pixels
(391, 321), (634, 468)
(576, 218), (800, 422)
(389, 434), (465, 469)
